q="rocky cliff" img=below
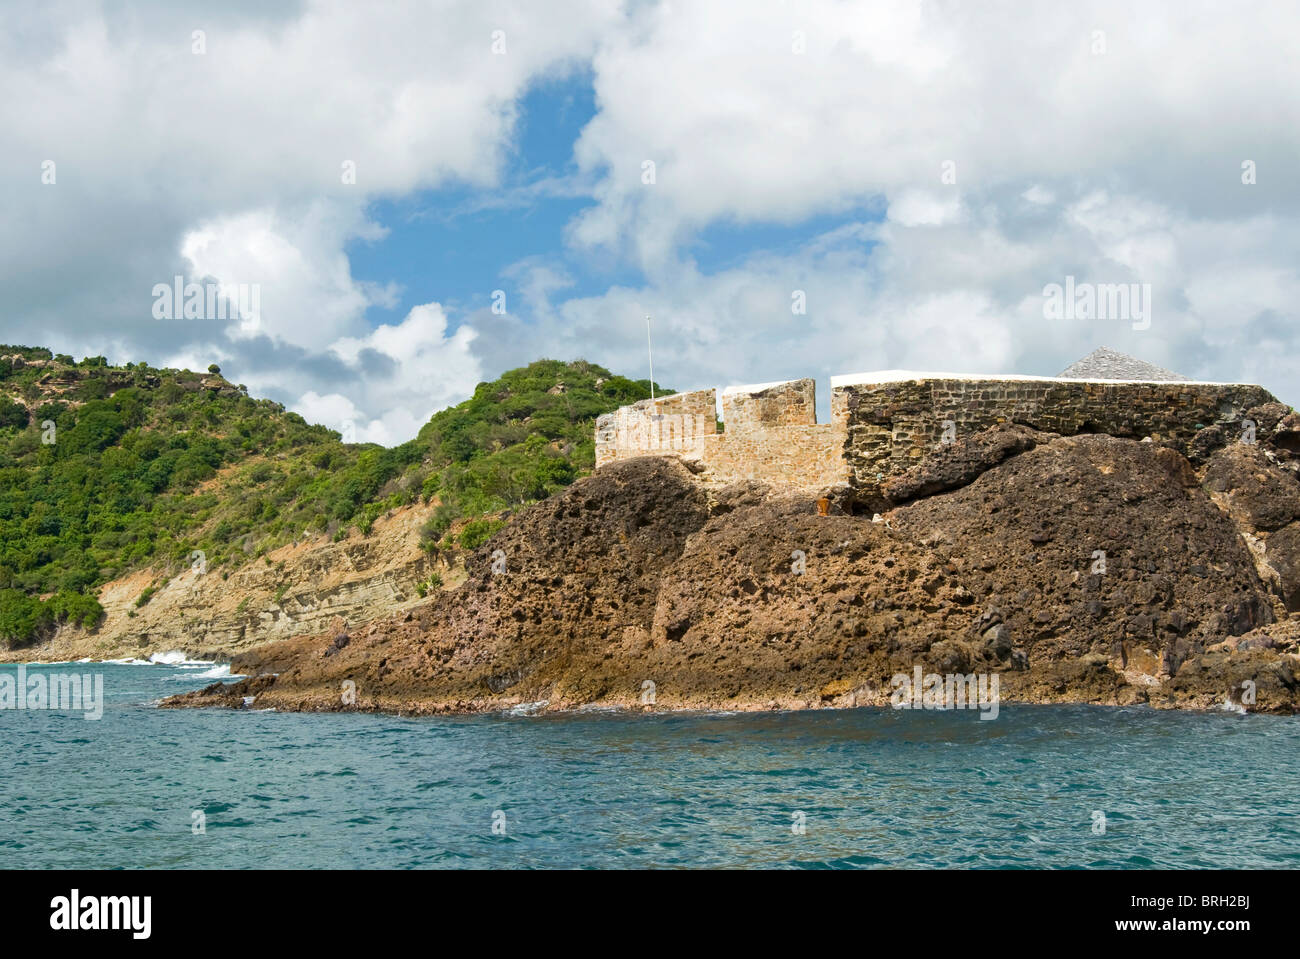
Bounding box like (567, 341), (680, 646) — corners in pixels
(0, 501), (445, 662)
(166, 403), (1300, 715)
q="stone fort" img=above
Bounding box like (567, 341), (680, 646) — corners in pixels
(594, 348), (1276, 498)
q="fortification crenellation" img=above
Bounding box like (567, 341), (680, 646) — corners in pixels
(594, 352), (1278, 496)
(594, 387), (719, 468)
(720, 378), (818, 431)
(594, 378), (848, 489)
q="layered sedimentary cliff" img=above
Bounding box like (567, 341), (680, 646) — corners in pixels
(1, 502), (444, 663)
(167, 399), (1300, 715)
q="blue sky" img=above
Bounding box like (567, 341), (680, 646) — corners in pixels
(346, 71), (614, 331)
(348, 68), (878, 344)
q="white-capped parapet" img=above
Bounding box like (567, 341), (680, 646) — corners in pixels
(594, 388), (718, 467)
(719, 377), (816, 432)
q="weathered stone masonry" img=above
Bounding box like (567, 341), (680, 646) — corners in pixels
(596, 368), (1277, 497)
(833, 374), (1276, 493)
(595, 378), (849, 490)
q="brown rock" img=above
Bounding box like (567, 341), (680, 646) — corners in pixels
(1265, 522), (1300, 612)
(1203, 442), (1300, 531)
(162, 438), (1298, 716)
(882, 424), (1045, 504)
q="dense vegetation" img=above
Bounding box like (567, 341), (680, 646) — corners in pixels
(0, 346), (663, 647)
(410, 361), (660, 548)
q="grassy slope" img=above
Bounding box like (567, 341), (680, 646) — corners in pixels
(0, 346), (665, 646)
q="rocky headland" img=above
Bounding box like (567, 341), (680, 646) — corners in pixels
(165, 402), (1300, 716)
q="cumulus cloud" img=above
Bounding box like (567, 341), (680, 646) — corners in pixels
(179, 201), (383, 349)
(323, 302), (482, 444)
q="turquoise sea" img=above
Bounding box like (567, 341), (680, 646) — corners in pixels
(1, 661), (1297, 869)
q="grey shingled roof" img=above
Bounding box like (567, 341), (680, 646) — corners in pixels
(1057, 347), (1191, 382)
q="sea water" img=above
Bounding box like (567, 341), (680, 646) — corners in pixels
(1, 662), (1297, 869)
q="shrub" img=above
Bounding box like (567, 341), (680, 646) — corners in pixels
(414, 571), (443, 597)
(0, 398), (27, 430)
(47, 589), (104, 630)
(458, 518), (505, 551)
(0, 589), (53, 647)
(419, 504), (457, 551)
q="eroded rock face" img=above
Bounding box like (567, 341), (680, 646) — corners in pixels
(644, 494), (970, 703)
(1203, 443), (1300, 532)
(166, 433), (1300, 716)
(1263, 523), (1300, 613)
(0, 501), (445, 663)
(1197, 434), (1300, 619)
(881, 424), (1047, 505)
(891, 435), (1275, 683)
(423, 455), (712, 704)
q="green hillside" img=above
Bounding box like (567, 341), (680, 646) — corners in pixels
(0, 346), (664, 647)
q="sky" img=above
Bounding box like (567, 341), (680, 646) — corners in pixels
(3, 0), (1298, 443)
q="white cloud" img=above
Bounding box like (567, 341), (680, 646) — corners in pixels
(888, 189), (964, 227)
(180, 202), (380, 349)
(294, 391), (364, 440)
(534, 0), (1300, 404)
(3, 0), (1299, 441)
(1022, 186), (1055, 206)
(0, 0), (619, 437)
(313, 302), (481, 445)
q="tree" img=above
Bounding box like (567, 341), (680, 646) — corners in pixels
(208, 364), (221, 375)
(0, 589), (53, 647)
(0, 398), (27, 430)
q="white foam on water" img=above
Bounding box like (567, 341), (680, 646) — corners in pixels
(504, 701), (550, 716)
(196, 664), (242, 679)
(148, 650), (213, 666)
(167, 664), (242, 680)
(20, 653), (221, 666)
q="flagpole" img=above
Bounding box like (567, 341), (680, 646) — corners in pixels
(646, 314), (655, 406)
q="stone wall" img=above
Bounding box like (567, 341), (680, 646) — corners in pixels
(721, 378), (817, 430)
(834, 374), (1277, 491)
(596, 370), (1277, 497)
(594, 388), (718, 468)
(595, 379), (849, 490)
(697, 423), (848, 489)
